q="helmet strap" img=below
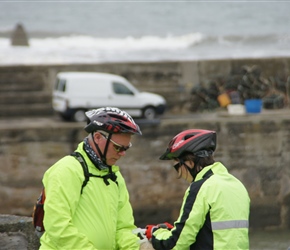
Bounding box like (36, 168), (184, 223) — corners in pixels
(91, 132), (110, 165)
(102, 133), (112, 164)
(182, 157), (201, 180)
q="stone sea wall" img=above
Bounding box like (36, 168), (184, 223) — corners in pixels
(1, 111), (290, 230)
(0, 56), (290, 117)
(1, 111), (290, 250)
(0, 57), (290, 249)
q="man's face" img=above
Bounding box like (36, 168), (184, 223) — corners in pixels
(94, 132), (132, 166)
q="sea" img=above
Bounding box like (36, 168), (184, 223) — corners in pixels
(0, 0), (290, 65)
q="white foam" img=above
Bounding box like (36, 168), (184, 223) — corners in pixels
(0, 33), (205, 65)
(1, 33), (290, 65)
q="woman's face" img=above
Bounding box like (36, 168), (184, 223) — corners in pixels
(173, 159), (194, 183)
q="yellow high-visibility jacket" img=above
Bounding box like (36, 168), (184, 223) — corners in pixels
(152, 162), (250, 250)
(40, 142), (139, 250)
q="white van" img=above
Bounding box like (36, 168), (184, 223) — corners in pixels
(52, 72), (167, 122)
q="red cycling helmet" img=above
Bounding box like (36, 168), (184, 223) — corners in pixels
(84, 107), (142, 135)
(160, 129), (216, 160)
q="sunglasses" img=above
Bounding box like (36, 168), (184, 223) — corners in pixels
(173, 162), (181, 172)
(173, 159), (187, 172)
(101, 133), (132, 153)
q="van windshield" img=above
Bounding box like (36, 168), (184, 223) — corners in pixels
(113, 82), (135, 95)
(55, 78), (66, 92)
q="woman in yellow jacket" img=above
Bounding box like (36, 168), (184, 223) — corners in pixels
(149, 129), (250, 250)
(40, 107), (143, 250)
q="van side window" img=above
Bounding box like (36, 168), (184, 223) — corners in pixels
(55, 79), (66, 92)
(113, 82), (134, 95)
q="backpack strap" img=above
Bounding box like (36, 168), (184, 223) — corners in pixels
(71, 152), (90, 194)
(71, 152), (118, 193)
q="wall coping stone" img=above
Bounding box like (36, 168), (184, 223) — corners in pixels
(0, 214), (39, 250)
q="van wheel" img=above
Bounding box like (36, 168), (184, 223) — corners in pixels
(143, 107), (156, 120)
(72, 110), (87, 122)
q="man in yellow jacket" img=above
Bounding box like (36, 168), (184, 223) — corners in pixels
(40, 107), (143, 250)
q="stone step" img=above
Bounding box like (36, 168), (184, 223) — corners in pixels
(0, 81), (45, 92)
(0, 103), (53, 117)
(0, 91), (51, 105)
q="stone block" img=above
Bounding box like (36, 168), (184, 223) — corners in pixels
(0, 214), (39, 250)
(250, 201), (281, 229)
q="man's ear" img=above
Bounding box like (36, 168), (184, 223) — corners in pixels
(93, 132), (102, 142)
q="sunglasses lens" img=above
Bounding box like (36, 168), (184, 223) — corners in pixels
(113, 144), (129, 152)
(104, 135), (131, 153)
(113, 145), (120, 152)
(173, 162), (180, 172)
(114, 145), (122, 152)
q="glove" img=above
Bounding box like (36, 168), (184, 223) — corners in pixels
(145, 222), (174, 240)
(157, 222), (174, 230)
(145, 224), (158, 240)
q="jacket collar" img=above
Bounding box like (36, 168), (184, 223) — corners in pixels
(194, 162), (228, 181)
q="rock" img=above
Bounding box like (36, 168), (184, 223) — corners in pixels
(11, 23), (29, 47)
(0, 214), (40, 250)
(0, 232), (28, 250)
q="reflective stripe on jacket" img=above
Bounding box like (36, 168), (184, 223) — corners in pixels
(152, 162), (250, 250)
(40, 142), (139, 250)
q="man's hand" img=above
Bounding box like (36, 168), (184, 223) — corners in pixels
(140, 241), (154, 250)
(132, 228), (148, 244)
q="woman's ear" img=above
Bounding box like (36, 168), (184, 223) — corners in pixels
(187, 160), (195, 169)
